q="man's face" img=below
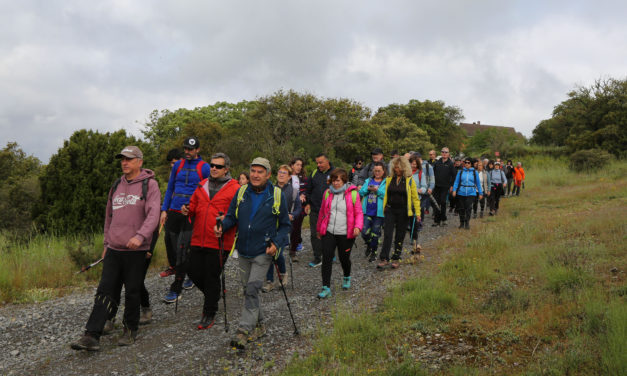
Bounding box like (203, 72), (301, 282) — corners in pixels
(209, 157), (228, 179)
(316, 156), (330, 171)
(249, 165), (270, 187)
(429, 151), (436, 160)
(441, 149), (450, 160)
(372, 153), (383, 163)
(184, 147), (199, 160)
(121, 157), (142, 177)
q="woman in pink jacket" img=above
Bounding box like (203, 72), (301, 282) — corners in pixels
(316, 168), (363, 298)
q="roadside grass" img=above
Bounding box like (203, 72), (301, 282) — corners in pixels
(282, 158), (627, 375)
(0, 231), (168, 304)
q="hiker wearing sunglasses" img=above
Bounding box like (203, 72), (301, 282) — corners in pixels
(452, 158), (484, 230)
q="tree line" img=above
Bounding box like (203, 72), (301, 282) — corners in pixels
(1, 79), (625, 238)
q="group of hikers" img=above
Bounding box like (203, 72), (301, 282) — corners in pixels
(70, 138), (525, 351)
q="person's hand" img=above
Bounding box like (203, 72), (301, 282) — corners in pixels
(265, 242), (277, 256)
(146, 252), (152, 259)
(214, 225), (222, 237)
(427, 189), (432, 195)
(353, 228), (361, 237)
(289, 214), (294, 221)
(305, 205), (311, 215)
(159, 211), (167, 227)
(180, 204), (189, 216)
(487, 191), (491, 196)
(126, 236), (142, 250)
(452, 191), (456, 197)
(102, 247), (107, 259)
(300, 194), (306, 203)
(316, 232), (321, 239)
(449, 187), (453, 193)
(479, 195), (483, 200)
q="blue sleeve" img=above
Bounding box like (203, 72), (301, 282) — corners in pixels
(201, 162), (211, 179)
(452, 171), (461, 192)
(161, 161), (180, 211)
(359, 179), (369, 197)
(271, 192), (292, 250)
(428, 165), (435, 190)
(291, 192), (302, 218)
(221, 189), (240, 231)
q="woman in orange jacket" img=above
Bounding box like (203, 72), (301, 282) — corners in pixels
(512, 162), (525, 196)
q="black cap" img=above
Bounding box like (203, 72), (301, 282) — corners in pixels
(183, 137), (199, 149)
(371, 148), (383, 155)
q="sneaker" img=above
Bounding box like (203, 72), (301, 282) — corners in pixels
(296, 243), (303, 252)
(489, 211), (494, 216)
(230, 329), (248, 349)
(290, 254), (299, 263)
(441, 221), (448, 226)
(116, 328), (137, 346)
(102, 319), (115, 335)
(308, 260), (322, 268)
(183, 278), (194, 290)
(139, 307), (152, 325)
(261, 280), (275, 293)
(159, 266), (175, 278)
(432, 222), (440, 227)
(342, 276), (351, 290)
(163, 291), (181, 304)
(377, 260), (389, 269)
(197, 312), (216, 330)
(368, 252), (377, 263)
(333, 256), (337, 263)
(318, 286), (332, 299)
(70, 333), (100, 351)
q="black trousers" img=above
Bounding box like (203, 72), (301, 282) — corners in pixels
(289, 211), (305, 256)
(458, 195), (475, 223)
(309, 210), (323, 262)
(473, 195), (486, 214)
(187, 247), (229, 316)
(432, 186), (449, 223)
(321, 233), (354, 287)
(381, 207), (409, 261)
(86, 249), (147, 337)
(489, 184), (503, 212)
(165, 211), (193, 294)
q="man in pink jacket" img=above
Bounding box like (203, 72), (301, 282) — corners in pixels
(71, 146), (160, 351)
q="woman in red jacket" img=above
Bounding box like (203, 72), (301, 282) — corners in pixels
(512, 162), (525, 196)
(182, 153), (240, 329)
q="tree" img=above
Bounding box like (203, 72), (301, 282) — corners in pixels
(371, 113), (433, 155)
(531, 78), (627, 156)
(465, 128), (527, 158)
(35, 130), (155, 234)
(0, 142), (42, 234)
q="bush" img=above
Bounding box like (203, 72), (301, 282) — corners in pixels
(569, 149), (612, 171)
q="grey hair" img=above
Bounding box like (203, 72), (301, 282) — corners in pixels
(211, 152), (231, 168)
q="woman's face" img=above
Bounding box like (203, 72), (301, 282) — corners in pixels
(373, 166), (384, 179)
(411, 160), (418, 170)
(331, 177), (344, 190)
(277, 169), (290, 184)
(238, 174), (249, 186)
(477, 163), (483, 171)
(291, 160), (302, 174)
(393, 165), (402, 177)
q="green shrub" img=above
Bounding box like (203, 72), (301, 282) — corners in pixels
(569, 149), (612, 171)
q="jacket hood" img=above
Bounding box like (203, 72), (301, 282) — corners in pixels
(125, 168), (155, 183)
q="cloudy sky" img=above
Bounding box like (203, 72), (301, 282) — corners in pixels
(2, 0), (625, 161)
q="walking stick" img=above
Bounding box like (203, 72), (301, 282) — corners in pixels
(287, 248), (294, 290)
(76, 258), (103, 274)
(428, 192), (441, 212)
(216, 212), (228, 332)
(268, 238), (299, 335)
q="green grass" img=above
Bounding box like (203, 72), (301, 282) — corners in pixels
(283, 158), (627, 375)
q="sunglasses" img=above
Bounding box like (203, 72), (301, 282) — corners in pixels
(210, 163), (225, 169)
(464, 161), (471, 164)
(441, 151), (449, 153)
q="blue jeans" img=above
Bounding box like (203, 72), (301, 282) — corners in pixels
(361, 215), (384, 251)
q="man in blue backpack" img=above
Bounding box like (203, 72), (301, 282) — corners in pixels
(160, 137), (211, 303)
(215, 157), (291, 349)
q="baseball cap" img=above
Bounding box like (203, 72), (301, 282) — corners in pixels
(371, 148), (383, 155)
(116, 146), (143, 159)
(250, 157), (271, 171)
(183, 137), (199, 149)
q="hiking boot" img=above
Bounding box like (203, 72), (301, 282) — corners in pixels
(163, 291), (181, 303)
(377, 260), (389, 269)
(139, 307), (152, 325)
(308, 260), (322, 268)
(480, 211), (484, 218)
(70, 333), (100, 351)
(464, 222), (470, 230)
(230, 328), (249, 349)
(116, 328), (137, 346)
(296, 243), (303, 252)
(261, 280), (275, 293)
(251, 323), (267, 341)
(290, 253), (299, 263)
(102, 319), (115, 335)
(159, 266), (175, 278)
(489, 211), (494, 216)
(441, 221), (448, 226)
(277, 272), (289, 288)
(458, 221), (464, 229)
(432, 222), (440, 227)
(318, 286), (332, 299)
(197, 312), (216, 330)
(368, 252), (377, 263)
(183, 278), (194, 290)
(342, 276), (351, 290)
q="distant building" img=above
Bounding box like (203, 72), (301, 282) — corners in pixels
(460, 121), (523, 138)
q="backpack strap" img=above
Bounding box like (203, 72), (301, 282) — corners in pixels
(234, 184), (248, 219)
(351, 190), (358, 205)
(196, 160), (207, 180)
(175, 159), (185, 177)
(272, 186), (281, 215)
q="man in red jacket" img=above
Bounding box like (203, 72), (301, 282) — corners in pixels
(71, 146), (161, 351)
(181, 152), (240, 329)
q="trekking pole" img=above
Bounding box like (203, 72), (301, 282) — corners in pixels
(216, 211), (228, 332)
(287, 247), (294, 290)
(76, 258), (103, 274)
(267, 238), (299, 335)
(428, 193), (441, 212)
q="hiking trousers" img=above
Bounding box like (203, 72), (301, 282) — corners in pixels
(458, 195), (475, 223)
(309, 210), (323, 262)
(289, 211), (306, 256)
(380, 206), (409, 261)
(187, 247), (229, 316)
(86, 249), (147, 338)
(432, 186), (449, 223)
(361, 215), (383, 251)
(321, 233), (354, 287)
(237, 253), (272, 332)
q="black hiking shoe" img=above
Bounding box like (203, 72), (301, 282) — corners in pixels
(116, 328), (137, 346)
(70, 333), (100, 351)
(197, 313), (216, 330)
(464, 222), (470, 230)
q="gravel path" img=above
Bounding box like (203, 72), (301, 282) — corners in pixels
(0, 213), (460, 375)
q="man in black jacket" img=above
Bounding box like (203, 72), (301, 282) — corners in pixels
(354, 148), (384, 187)
(432, 147), (457, 226)
(304, 154), (334, 267)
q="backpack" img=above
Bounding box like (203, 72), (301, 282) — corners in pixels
(323, 189), (358, 205)
(455, 170), (479, 195)
(229, 184), (282, 256)
(175, 159), (207, 181)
